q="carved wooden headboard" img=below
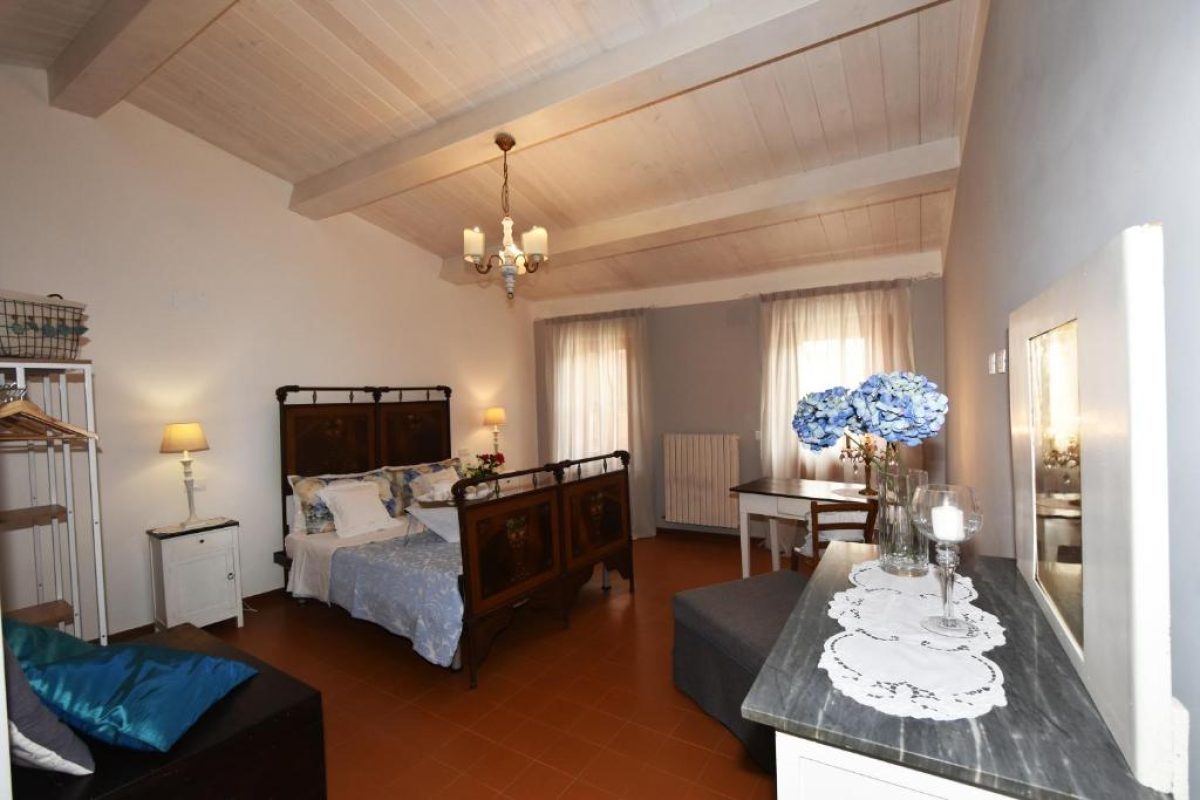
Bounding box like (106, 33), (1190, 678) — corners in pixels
(275, 384), (452, 540)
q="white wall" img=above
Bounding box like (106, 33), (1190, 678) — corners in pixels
(0, 65), (537, 638)
(942, 0), (1200, 786)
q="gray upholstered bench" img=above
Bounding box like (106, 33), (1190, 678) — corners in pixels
(672, 569), (807, 772)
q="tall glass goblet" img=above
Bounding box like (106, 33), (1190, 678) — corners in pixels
(911, 484), (984, 637)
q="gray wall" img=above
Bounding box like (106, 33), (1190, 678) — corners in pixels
(645, 282), (946, 530)
(649, 298), (763, 531)
(942, 0), (1200, 786)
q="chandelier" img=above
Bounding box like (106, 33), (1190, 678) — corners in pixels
(462, 133), (548, 299)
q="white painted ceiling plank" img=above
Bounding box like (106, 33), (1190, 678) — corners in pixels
(439, 137), (958, 281)
(918, 0), (960, 142)
(878, 11), (922, 149)
(289, 0), (941, 219)
(839, 27), (890, 157)
(49, 0), (236, 117)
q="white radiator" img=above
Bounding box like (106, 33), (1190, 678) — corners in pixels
(663, 433), (740, 528)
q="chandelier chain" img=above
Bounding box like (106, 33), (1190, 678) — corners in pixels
(501, 149), (510, 216)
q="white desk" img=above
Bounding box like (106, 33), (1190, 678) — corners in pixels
(730, 477), (867, 578)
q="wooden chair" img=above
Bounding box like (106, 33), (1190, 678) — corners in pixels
(791, 499), (879, 573)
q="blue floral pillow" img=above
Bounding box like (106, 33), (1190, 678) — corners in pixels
(382, 459), (461, 511)
(288, 469), (396, 534)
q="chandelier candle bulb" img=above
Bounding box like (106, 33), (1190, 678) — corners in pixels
(932, 504), (965, 542)
(463, 227), (484, 262)
(522, 226), (548, 259)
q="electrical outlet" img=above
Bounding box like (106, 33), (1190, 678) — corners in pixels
(987, 352), (997, 375)
(754, 430), (761, 442)
(192, 479), (207, 492)
(997, 348), (1008, 374)
(457, 448), (470, 458)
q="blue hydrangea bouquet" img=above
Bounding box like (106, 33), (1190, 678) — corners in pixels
(792, 372), (949, 574)
(792, 372), (948, 455)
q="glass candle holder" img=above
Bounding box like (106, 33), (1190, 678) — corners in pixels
(911, 484), (984, 638)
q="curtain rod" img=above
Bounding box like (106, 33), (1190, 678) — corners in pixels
(759, 277), (926, 303)
(541, 307), (648, 325)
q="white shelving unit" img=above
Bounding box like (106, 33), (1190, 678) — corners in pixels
(0, 359), (108, 645)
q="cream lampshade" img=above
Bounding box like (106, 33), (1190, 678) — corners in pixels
(160, 422), (209, 455)
(483, 407), (506, 453)
(160, 422), (209, 527)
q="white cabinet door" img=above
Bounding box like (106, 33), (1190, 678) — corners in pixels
(168, 550), (236, 629)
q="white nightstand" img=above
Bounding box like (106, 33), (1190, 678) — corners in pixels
(147, 517), (243, 629)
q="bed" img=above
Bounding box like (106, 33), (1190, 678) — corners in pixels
(272, 384), (634, 687)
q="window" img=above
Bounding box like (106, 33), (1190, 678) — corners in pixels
(760, 283), (915, 479)
(538, 311), (654, 537)
(550, 337), (629, 460)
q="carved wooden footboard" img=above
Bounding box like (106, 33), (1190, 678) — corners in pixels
(453, 451), (633, 687)
(558, 452), (635, 603)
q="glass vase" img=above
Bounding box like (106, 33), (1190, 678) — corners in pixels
(877, 463), (929, 576)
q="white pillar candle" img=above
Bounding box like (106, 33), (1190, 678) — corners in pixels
(522, 225), (548, 258)
(463, 227), (485, 261)
(931, 504), (965, 542)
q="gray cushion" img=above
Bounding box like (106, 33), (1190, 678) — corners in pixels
(5, 644), (94, 775)
(673, 569), (807, 674)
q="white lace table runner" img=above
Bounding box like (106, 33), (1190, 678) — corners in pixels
(818, 559), (1007, 720)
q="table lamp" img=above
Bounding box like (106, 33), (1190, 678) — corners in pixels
(483, 407), (506, 453)
(160, 422), (209, 527)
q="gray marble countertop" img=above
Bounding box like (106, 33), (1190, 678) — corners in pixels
(741, 542), (1168, 799)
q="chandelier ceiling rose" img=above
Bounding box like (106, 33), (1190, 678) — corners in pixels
(494, 132), (515, 152)
(461, 132), (548, 300)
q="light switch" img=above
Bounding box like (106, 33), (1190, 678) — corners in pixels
(987, 352), (997, 375)
(997, 349), (1008, 374)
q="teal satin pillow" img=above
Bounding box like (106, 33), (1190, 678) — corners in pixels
(2, 619), (93, 668)
(5, 621), (257, 753)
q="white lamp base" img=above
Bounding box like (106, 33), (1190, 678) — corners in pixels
(180, 453), (201, 528)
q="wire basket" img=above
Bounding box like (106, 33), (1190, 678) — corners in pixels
(0, 292), (88, 360)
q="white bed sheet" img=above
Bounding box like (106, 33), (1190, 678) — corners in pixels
(285, 517), (422, 603)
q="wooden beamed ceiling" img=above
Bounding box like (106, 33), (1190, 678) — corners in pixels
(0, 0), (989, 300)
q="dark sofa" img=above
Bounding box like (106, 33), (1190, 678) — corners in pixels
(11, 624), (325, 800)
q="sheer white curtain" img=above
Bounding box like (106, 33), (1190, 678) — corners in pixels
(540, 310), (654, 538)
(761, 282), (915, 480)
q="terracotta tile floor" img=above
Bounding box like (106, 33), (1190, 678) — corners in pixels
(211, 533), (776, 800)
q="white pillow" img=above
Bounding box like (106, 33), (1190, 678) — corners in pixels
(319, 482), (401, 539)
(287, 467), (388, 534)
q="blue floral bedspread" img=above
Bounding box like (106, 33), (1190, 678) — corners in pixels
(329, 532), (463, 667)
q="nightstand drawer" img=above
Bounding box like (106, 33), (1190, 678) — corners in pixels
(164, 526), (233, 559)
